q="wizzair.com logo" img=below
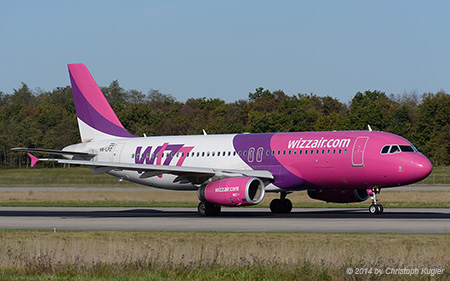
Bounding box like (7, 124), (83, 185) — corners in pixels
(287, 137), (351, 149)
(135, 143), (194, 167)
(215, 186), (240, 193)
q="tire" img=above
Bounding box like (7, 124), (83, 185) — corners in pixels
(369, 204), (379, 215)
(270, 199), (282, 213)
(377, 204), (384, 214)
(281, 199), (292, 213)
(198, 202), (208, 216)
(198, 202), (221, 216)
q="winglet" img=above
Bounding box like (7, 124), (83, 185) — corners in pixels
(28, 153), (39, 167)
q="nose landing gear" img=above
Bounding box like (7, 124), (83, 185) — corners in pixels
(270, 192), (293, 214)
(368, 187), (383, 215)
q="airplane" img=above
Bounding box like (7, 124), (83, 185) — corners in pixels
(12, 63), (433, 216)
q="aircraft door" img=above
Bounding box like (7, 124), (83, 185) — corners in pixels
(352, 137), (369, 167)
(112, 143), (125, 162)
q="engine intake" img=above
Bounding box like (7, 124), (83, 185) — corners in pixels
(307, 188), (370, 203)
(198, 177), (265, 207)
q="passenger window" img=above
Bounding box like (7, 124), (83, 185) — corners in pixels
(389, 145), (400, 154)
(248, 148), (255, 162)
(305, 150), (308, 155)
(266, 150), (270, 156)
(381, 146), (390, 154)
(338, 149), (341, 154)
(294, 150), (297, 155)
(344, 149), (347, 154)
(299, 150), (302, 155)
(256, 147), (263, 162)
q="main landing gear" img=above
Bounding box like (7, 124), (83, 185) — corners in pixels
(270, 192), (293, 214)
(368, 187), (384, 215)
(198, 201), (221, 216)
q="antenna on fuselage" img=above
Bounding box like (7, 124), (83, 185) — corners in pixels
(367, 125), (372, 132)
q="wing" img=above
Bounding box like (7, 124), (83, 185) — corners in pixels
(25, 154), (274, 185)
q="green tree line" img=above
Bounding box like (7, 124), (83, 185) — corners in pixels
(1, 82), (449, 167)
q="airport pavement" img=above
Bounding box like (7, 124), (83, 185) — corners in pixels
(0, 207), (448, 233)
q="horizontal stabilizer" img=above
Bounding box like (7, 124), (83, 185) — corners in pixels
(28, 153), (39, 167)
(11, 147), (96, 157)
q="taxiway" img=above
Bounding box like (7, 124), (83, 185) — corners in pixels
(0, 207), (448, 233)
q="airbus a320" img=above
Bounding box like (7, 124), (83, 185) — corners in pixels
(13, 64), (433, 216)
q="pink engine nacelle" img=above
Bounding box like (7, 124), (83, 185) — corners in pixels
(198, 177), (265, 207)
(307, 188), (370, 203)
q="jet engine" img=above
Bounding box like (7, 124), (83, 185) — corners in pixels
(307, 188), (370, 203)
(198, 177), (265, 207)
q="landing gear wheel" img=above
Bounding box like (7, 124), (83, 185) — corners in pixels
(282, 199), (293, 213)
(198, 202), (221, 216)
(368, 187), (384, 215)
(376, 204), (384, 214)
(270, 199), (281, 213)
(369, 204), (379, 214)
(270, 198), (292, 214)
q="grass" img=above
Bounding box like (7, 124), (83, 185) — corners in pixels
(0, 230), (448, 280)
(0, 167), (139, 187)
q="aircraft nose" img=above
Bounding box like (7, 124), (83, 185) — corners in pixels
(411, 155), (433, 181)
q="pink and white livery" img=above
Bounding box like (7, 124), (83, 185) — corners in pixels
(13, 64), (433, 216)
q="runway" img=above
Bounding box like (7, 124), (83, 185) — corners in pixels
(0, 207), (449, 233)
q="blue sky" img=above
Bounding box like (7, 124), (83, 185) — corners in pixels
(1, 1), (449, 103)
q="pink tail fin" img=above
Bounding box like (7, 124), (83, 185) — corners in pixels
(68, 63), (134, 142)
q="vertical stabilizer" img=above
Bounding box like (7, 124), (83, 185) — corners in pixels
(68, 63), (134, 142)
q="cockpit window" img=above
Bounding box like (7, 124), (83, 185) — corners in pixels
(399, 145), (415, 152)
(389, 145), (400, 153)
(381, 144), (417, 154)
